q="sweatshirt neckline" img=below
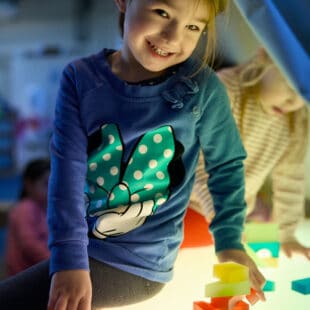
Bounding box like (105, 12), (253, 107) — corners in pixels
(93, 48), (196, 99)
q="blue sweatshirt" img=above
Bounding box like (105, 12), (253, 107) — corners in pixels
(48, 48), (247, 282)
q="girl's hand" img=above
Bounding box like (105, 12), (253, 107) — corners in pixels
(216, 249), (266, 301)
(48, 270), (92, 310)
(281, 241), (310, 260)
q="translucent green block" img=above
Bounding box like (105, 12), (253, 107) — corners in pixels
(205, 280), (251, 297)
(213, 262), (249, 283)
(244, 223), (279, 242)
(244, 243), (268, 267)
(247, 241), (280, 258)
(263, 280), (275, 292)
(291, 278), (310, 295)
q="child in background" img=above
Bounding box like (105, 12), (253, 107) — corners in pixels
(5, 158), (50, 276)
(0, 1), (265, 309)
(191, 48), (310, 259)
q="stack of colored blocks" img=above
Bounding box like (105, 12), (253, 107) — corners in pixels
(193, 262), (259, 310)
(205, 262), (250, 297)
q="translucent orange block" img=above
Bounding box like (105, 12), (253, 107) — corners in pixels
(213, 262), (249, 283)
(233, 300), (249, 310)
(194, 297), (252, 310)
(210, 297), (230, 308)
(193, 301), (218, 310)
(205, 280), (251, 297)
(245, 288), (259, 305)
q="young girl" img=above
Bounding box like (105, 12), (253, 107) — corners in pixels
(5, 158), (50, 276)
(191, 48), (310, 259)
(0, 1), (265, 309)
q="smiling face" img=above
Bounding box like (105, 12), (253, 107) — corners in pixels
(259, 66), (305, 116)
(114, 0), (209, 81)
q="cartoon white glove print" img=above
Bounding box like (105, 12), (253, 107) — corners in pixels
(85, 124), (176, 239)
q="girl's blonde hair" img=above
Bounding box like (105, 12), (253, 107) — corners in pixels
(238, 49), (274, 129)
(118, 0), (229, 70)
(237, 48), (307, 137)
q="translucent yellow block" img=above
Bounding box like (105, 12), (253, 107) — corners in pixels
(261, 257), (278, 268)
(205, 280), (251, 297)
(213, 262), (249, 282)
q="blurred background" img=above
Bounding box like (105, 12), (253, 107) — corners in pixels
(0, 0), (309, 286)
(0, 0), (122, 279)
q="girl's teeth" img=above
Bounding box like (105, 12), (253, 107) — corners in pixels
(151, 44), (169, 56)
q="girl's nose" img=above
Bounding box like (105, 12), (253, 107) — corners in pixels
(161, 21), (183, 44)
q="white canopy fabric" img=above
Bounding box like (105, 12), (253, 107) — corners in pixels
(234, 0), (310, 103)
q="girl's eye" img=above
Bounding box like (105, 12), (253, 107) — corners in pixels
(186, 25), (200, 32)
(154, 9), (169, 18)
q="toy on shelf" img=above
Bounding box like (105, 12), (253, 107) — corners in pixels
(193, 262), (259, 310)
(291, 277), (310, 295)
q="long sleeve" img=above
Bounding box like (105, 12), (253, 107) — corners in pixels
(197, 75), (247, 253)
(190, 153), (214, 219)
(48, 64), (89, 275)
(271, 108), (308, 242)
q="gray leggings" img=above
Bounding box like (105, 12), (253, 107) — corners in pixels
(0, 257), (165, 310)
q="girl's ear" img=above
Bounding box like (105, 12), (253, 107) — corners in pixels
(114, 0), (127, 12)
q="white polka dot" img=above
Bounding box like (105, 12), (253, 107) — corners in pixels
(157, 198), (167, 205)
(97, 177), (104, 186)
(167, 127), (172, 133)
(89, 163), (97, 171)
(110, 166), (119, 176)
(144, 184), (154, 191)
(101, 124), (108, 129)
(129, 158), (133, 165)
(123, 181), (129, 187)
(116, 145), (123, 151)
(164, 149), (173, 158)
(134, 170), (143, 180)
(119, 184), (127, 191)
(153, 134), (163, 143)
(108, 134), (115, 144)
(156, 171), (165, 180)
(102, 153), (111, 161)
(149, 160), (157, 169)
(139, 145), (148, 154)
(131, 194), (140, 202)
(109, 193), (115, 201)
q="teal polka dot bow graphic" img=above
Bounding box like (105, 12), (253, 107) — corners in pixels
(85, 124), (176, 238)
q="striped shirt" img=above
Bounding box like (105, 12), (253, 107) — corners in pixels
(191, 67), (308, 242)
